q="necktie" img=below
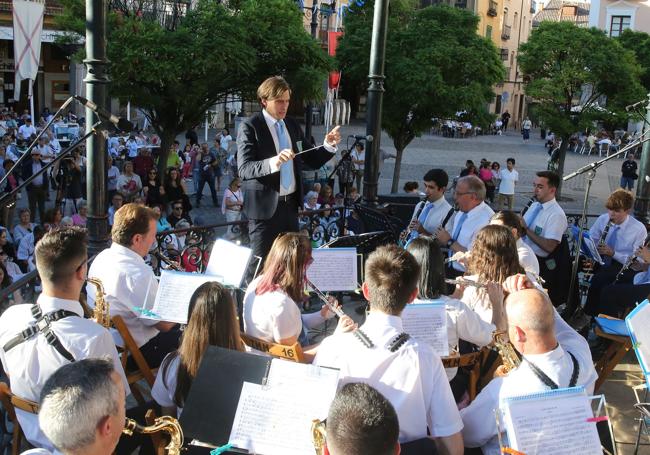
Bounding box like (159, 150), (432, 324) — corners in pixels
(603, 225), (619, 266)
(524, 203), (543, 229)
(275, 121), (292, 191)
(408, 202), (433, 241)
(451, 212), (468, 241)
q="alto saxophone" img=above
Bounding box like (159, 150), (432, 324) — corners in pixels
(311, 419), (327, 455)
(124, 416), (184, 455)
(492, 330), (521, 374)
(87, 277), (111, 329)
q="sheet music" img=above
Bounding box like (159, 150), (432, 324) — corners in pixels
(141, 270), (222, 324)
(229, 378), (336, 455)
(402, 301), (449, 356)
(501, 387), (601, 454)
(307, 247), (358, 292)
(626, 299), (650, 387)
(204, 239), (252, 287)
(266, 359), (340, 399)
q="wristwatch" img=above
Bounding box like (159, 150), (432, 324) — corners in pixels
(446, 239), (454, 248)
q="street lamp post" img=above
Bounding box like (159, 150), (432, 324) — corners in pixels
(84, 0), (110, 255)
(362, 0), (390, 206)
(634, 93), (650, 224)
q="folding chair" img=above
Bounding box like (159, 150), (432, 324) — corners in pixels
(240, 334), (306, 363)
(593, 314), (633, 392)
(0, 383), (38, 455)
(599, 143), (610, 157)
(442, 350), (483, 401)
(112, 315), (157, 404)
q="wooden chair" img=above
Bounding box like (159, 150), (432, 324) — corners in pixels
(593, 314), (633, 392)
(240, 334), (306, 363)
(0, 383), (39, 455)
(442, 350), (483, 401)
(112, 315), (157, 404)
(145, 409), (167, 455)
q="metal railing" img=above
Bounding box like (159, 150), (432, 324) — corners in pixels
(501, 24), (511, 40)
(488, 0), (498, 16)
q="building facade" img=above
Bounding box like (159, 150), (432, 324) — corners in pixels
(589, 0), (650, 35)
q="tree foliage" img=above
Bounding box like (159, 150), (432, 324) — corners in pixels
(617, 29), (650, 92)
(337, 0), (504, 192)
(519, 21), (644, 195)
(56, 0), (333, 171)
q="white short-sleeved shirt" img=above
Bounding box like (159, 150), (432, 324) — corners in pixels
(0, 296), (128, 452)
(460, 311), (597, 454)
(410, 197), (453, 236)
(523, 198), (567, 258)
(86, 243), (160, 347)
(497, 169), (518, 195)
(314, 312), (463, 443)
(517, 238), (540, 274)
(450, 202), (494, 271)
(152, 353), (182, 417)
(589, 213), (647, 265)
(243, 276), (302, 343)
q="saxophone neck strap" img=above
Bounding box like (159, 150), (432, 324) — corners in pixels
(524, 351), (579, 390)
(3, 304), (78, 363)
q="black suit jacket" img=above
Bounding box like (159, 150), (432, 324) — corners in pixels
(237, 112), (334, 220)
(21, 157), (47, 191)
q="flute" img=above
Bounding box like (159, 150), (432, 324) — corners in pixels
(304, 277), (374, 348)
(445, 277), (487, 289)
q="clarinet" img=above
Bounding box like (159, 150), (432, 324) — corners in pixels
(598, 220), (613, 248)
(614, 234), (650, 283)
(520, 196), (536, 217)
(399, 197), (427, 247)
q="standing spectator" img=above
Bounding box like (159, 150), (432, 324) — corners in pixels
(195, 145), (218, 208)
(17, 225), (45, 273)
(209, 139), (224, 193)
(478, 161), (496, 203)
(222, 177), (244, 241)
(491, 161), (501, 193)
(403, 181), (419, 194)
(337, 151), (354, 196)
(219, 128), (232, 154)
(621, 153), (638, 191)
(12, 209), (34, 246)
(522, 117), (532, 142)
(143, 168), (166, 207)
(58, 156), (83, 216)
(132, 147), (155, 182)
(459, 160), (476, 177)
(166, 144), (183, 170)
(185, 126), (198, 146)
(351, 142), (365, 192)
(116, 161), (142, 202)
(17, 116), (35, 143)
(72, 200), (88, 227)
(497, 158), (518, 210)
(1, 159), (18, 230)
(21, 149), (48, 223)
(125, 134), (139, 159)
(0, 261), (22, 305)
(501, 110), (510, 131)
(107, 155), (120, 203)
(164, 167), (191, 214)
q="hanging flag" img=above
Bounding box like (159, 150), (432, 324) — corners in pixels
(327, 31), (343, 90)
(12, 0), (44, 102)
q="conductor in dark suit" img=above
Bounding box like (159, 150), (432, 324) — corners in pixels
(237, 76), (341, 263)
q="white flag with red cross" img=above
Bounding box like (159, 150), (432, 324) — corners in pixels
(12, 0), (44, 102)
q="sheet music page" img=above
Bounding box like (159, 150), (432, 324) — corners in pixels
(307, 247), (358, 292)
(229, 380), (336, 455)
(502, 389), (601, 454)
(204, 239), (252, 287)
(266, 359), (340, 401)
(626, 300), (650, 384)
(402, 301), (449, 356)
(141, 270), (222, 324)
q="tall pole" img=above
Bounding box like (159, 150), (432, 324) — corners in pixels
(84, 0), (110, 255)
(634, 93), (650, 224)
(362, 0), (389, 205)
(304, 0), (319, 142)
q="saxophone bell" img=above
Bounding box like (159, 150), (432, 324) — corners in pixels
(492, 330), (521, 376)
(312, 419), (327, 455)
(87, 277), (110, 329)
(123, 416), (184, 455)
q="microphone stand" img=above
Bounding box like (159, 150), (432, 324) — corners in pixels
(328, 137), (363, 235)
(563, 132), (650, 318)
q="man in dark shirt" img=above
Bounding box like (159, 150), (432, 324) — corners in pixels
(166, 201), (193, 227)
(621, 153), (638, 191)
(196, 146), (218, 207)
(501, 111), (511, 131)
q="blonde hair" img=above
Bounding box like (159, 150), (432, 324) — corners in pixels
(257, 76), (291, 102)
(467, 224), (524, 283)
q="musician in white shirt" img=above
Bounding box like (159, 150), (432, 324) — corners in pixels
(0, 228), (127, 452)
(315, 245), (464, 454)
(435, 175), (494, 276)
(405, 169), (453, 242)
(584, 190), (648, 316)
(87, 203), (179, 368)
(461, 283), (597, 454)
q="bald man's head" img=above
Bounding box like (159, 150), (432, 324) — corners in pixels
(505, 288), (555, 336)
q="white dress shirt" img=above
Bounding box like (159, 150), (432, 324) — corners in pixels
(414, 297), (495, 380)
(314, 312), (463, 443)
(410, 196), (453, 236)
(152, 353), (182, 417)
(0, 295), (128, 452)
(261, 110), (336, 196)
(86, 243), (160, 347)
(589, 213), (646, 265)
(450, 201), (494, 271)
(523, 198), (567, 258)
(517, 238), (540, 274)
(460, 310), (597, 454)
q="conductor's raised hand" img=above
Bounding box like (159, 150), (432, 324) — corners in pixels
(325, 126), (342, 146)
(270, 148), (295, 171)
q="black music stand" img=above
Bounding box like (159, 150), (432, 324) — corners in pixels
(354, 204), (402, 242)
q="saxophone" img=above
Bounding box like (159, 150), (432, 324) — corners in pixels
(492, 330), (521, 374)
(123, 416), (184, 455)
(311, 419), (327, 455)
(87, 277), (111, 329)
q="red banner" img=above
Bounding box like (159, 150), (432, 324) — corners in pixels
(327, 31), (343, 90)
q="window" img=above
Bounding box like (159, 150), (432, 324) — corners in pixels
(513, 12), (518, 29)
(561, 5), (577, 16)
(486, 25), (493, 40)
(609, 15), (630, 37)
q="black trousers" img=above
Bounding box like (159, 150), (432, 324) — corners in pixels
(596, 282), (650, 318)
(127, 326), (182, 371)
(584, 261), (635, 316)
(247, 197), (300, 280)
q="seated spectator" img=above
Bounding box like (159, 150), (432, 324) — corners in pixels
(107, 155), (120, 202)
(0, 260), (22, 305)
(42, 207), (63, 231)
(164, 167), (191, 214)
(167, 201), (192, 227)
(1, 159), (19, 230)
(152, 204), (172, 232)
(108, 192), (124, 227)
(12, 208), (35, 246)
(71, 200), (88, 227)
(324, 383), (400, 455)
(152, 282), (244, 417)
(116, 161), (142, 202)
(403, 181), (419, 194)
(17, 224), (45, 273)
(143, 168), (165, 207)
(304, 191), (321, 211)
(222, 177), (243, 241)
(318, 184), (335, 206)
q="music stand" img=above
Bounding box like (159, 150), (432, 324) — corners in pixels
(354, 204), (402, 242)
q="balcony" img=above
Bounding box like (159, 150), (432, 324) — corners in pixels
(501, 24), (511, 40)
(488, 0), (498, 16)
(455, 1), (467, 8)
(500, 48), (509, 61)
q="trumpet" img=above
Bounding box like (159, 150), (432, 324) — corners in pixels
(123, 416), (184, 455)
(445, 277), (487, 289)
(304, 277), (374, 348)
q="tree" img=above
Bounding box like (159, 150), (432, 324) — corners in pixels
(617, 29), (650, 92)
(518, 21), (644, 196)
(337, 0), (504, 192)
(57, 0), (333, 173)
